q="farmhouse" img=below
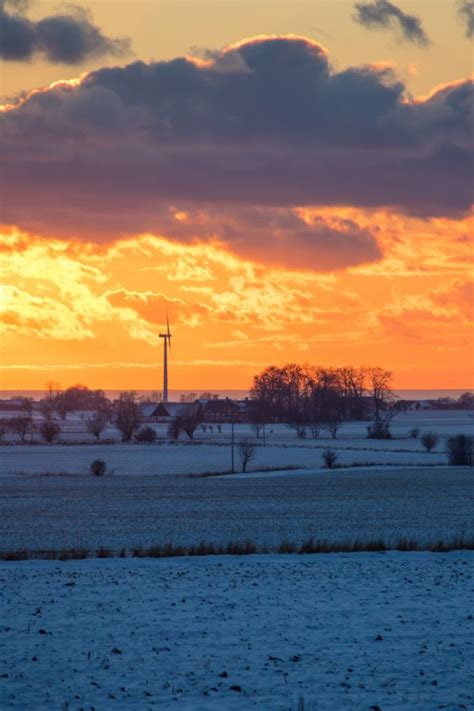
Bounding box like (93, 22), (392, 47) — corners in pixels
(198, 397), (239, 423)
(140, 401), (202, 423)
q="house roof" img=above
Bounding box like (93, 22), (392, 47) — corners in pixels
(139, 403), (161, 417)
(154, 402), (201, 417)
(200, 398), (238, 411)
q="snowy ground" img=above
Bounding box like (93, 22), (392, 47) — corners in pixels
(1, 466), (473, 551)
(1, 411), (473, 710)
(0, 439), (453, 476)
(1, 553), (473, 711)
(1, 410), (473, 477)
(1, 410), (474, 477)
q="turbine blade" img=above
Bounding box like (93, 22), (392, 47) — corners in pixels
(166, 305), (172, 353)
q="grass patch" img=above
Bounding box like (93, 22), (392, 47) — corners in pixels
(1, 536), (473, 561)
(57, 547), (89, 561)
(298, 538), (387, 554)
(278, 541), (297, 554)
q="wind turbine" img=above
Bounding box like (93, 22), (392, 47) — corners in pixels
(159, 310), (172, 403)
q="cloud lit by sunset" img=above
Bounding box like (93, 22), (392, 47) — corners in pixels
(1, 2), (472, 392)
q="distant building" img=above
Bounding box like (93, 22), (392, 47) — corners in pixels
(198, 397), (239, 423)
(0, 398), (38, 413)
(140, 401), (202, 422)
(139, 397), (266, 424)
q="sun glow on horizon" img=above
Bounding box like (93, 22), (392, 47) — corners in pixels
(1, 209), (472, 391)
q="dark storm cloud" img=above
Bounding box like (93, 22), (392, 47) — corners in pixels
(0, 35), (472, 259)
(457, 0), (474, 38)
(0, 0), (130, 63)
(354, 0), (430, 46)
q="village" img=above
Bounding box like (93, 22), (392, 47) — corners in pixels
(0, 377), (473, 447)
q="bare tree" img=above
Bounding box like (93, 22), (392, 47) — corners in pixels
(54, 391), (70, 421)
(39, 398), (55, 421)
(0, 420), (9, 442)
(173, 405), (202, 440)
(179, 393), (197, 403)
(238, 438), (257, 472)
(249, 401), (268, 443)
(10, 416), (34, 443)
(288, 420), (307, 439)
(367, 367), (394, 421)
(251, 422), (263, 439)
(365, 367), (398, 438)
(19, 397), (34, 417)
(323, 448), (338, 468)
(309, 423), (321, 439)
(114, 392), (141, 442)
(324, 418), (342, 439)
(86, 411), (109, 440)
(140, 391), (163, 404)
(167, 405), (202, 441)
(338, 366), (367, 420)
(41, 381), (59, 420)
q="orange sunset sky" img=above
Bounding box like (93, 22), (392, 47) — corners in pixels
(0, 1), (473, 391)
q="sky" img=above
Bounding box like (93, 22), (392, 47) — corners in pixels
(0, 0), (473, 391)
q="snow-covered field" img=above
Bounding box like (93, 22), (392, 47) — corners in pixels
(1, 466), (473, 551)
(1, 411), (473, 476)
(1, 553), (473, 710)
(0, 440), (451, 476)
(1, 410), (473, 709)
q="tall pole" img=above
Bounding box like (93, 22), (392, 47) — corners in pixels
(163, 336), (168, 403)
(159, 312), (172, 404)
(231, 412), (235, 473)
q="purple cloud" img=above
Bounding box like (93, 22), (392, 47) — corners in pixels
(0, 35), (472, 266)
(0, 0), (130, 63)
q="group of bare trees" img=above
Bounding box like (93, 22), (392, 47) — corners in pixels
(251, 364), (398, 439)
(0, 397), (37, 443)
(0, 386), (209, 444)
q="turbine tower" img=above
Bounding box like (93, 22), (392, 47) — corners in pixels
(159, 311), (172, 403)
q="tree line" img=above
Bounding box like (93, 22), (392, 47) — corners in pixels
(250, 364), (397, 439)
(0, 387), (200, 444)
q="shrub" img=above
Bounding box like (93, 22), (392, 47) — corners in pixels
(168, 419), (180, 441)
(135, 426), (157, 443)
(446, 434), (473, 465)
(367, 421), (391, 439)
(409, 427), (420, 439)
(90, 459), (107, 477)
(39, 420), (61, 444)
(322, 448), (337, 468)
(421, 431), (439, 452)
